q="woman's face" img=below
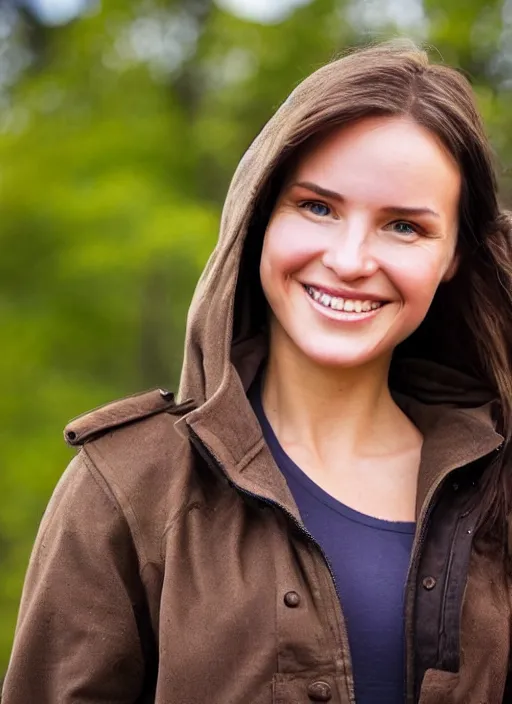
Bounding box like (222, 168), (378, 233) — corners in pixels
(260, 115), (461, 370)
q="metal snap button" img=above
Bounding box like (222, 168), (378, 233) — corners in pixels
(284, 591), (301, 608)
(422, 576), (437, 591)
(159, 389), (173, 401)
(307, 680), (332, 701)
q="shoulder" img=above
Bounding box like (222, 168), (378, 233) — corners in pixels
(64, 388), (195, 447)
(63, 389), (198, 562)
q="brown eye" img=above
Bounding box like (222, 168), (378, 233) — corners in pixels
(301, 201), (331, 217)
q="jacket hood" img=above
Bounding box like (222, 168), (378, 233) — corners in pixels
(178, 55), (495, 415)
(177, 68), (322, 406)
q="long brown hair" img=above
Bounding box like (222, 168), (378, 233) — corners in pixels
(244, 39), (512, 542)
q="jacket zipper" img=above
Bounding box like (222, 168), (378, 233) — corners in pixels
(189, 427), (356, 704)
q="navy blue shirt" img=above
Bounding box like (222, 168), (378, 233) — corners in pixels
(250, 385), (415, 703)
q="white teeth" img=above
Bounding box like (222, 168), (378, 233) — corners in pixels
(305, 286), (383, 313)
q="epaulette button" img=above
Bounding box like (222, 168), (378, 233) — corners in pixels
(159, 389), (174, 401)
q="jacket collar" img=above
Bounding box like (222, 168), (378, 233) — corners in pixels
(178, 338), (503, 522)
(397, 395), (502, 516)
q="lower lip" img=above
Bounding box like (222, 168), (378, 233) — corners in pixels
(303, 286), (385, 323)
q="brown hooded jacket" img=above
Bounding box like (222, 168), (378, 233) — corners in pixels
(2, 56), (511, 704)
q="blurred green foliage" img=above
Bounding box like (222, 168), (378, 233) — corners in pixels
(1, 0), (511, 671)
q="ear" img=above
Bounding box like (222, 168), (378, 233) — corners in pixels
(442, 251), (460, 282)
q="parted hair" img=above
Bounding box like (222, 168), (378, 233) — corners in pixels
(246, 39), (512, 545)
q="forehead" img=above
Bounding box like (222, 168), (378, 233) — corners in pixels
(289, 116), (461, 212)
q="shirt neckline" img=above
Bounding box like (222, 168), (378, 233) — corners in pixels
(249, 378), (416, 534)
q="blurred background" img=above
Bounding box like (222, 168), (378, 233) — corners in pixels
(1, 0), (512, 672)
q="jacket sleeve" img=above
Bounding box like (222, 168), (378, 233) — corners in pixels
(2, 452), (148, 703)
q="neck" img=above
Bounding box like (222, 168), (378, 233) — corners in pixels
(261, 327), (407, 460)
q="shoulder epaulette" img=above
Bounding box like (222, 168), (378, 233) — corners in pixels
(63, 389), (195, 447)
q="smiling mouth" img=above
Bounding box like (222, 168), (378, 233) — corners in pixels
(303, 284), (387, 313)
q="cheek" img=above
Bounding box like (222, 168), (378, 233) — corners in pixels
(385, 248), (452, 311)
(260, 213), (324, 282)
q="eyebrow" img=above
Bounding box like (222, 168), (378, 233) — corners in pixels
(290, 180), (441, 219)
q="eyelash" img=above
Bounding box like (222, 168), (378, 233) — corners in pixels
(298, 200), (424, 237)
(388, 221), (420, 237)
(299, 200), (332, 217)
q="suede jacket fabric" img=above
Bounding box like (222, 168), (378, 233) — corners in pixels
(3, 53), (512, 704)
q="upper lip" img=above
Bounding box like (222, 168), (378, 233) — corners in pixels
(303, 283), (388, 302)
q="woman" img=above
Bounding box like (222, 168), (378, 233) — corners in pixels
(3, 40), (512, 703)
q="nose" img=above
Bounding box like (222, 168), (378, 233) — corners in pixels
(321, 219), (378, 280)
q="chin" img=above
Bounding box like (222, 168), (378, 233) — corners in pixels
(295, 338), (387, 370)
